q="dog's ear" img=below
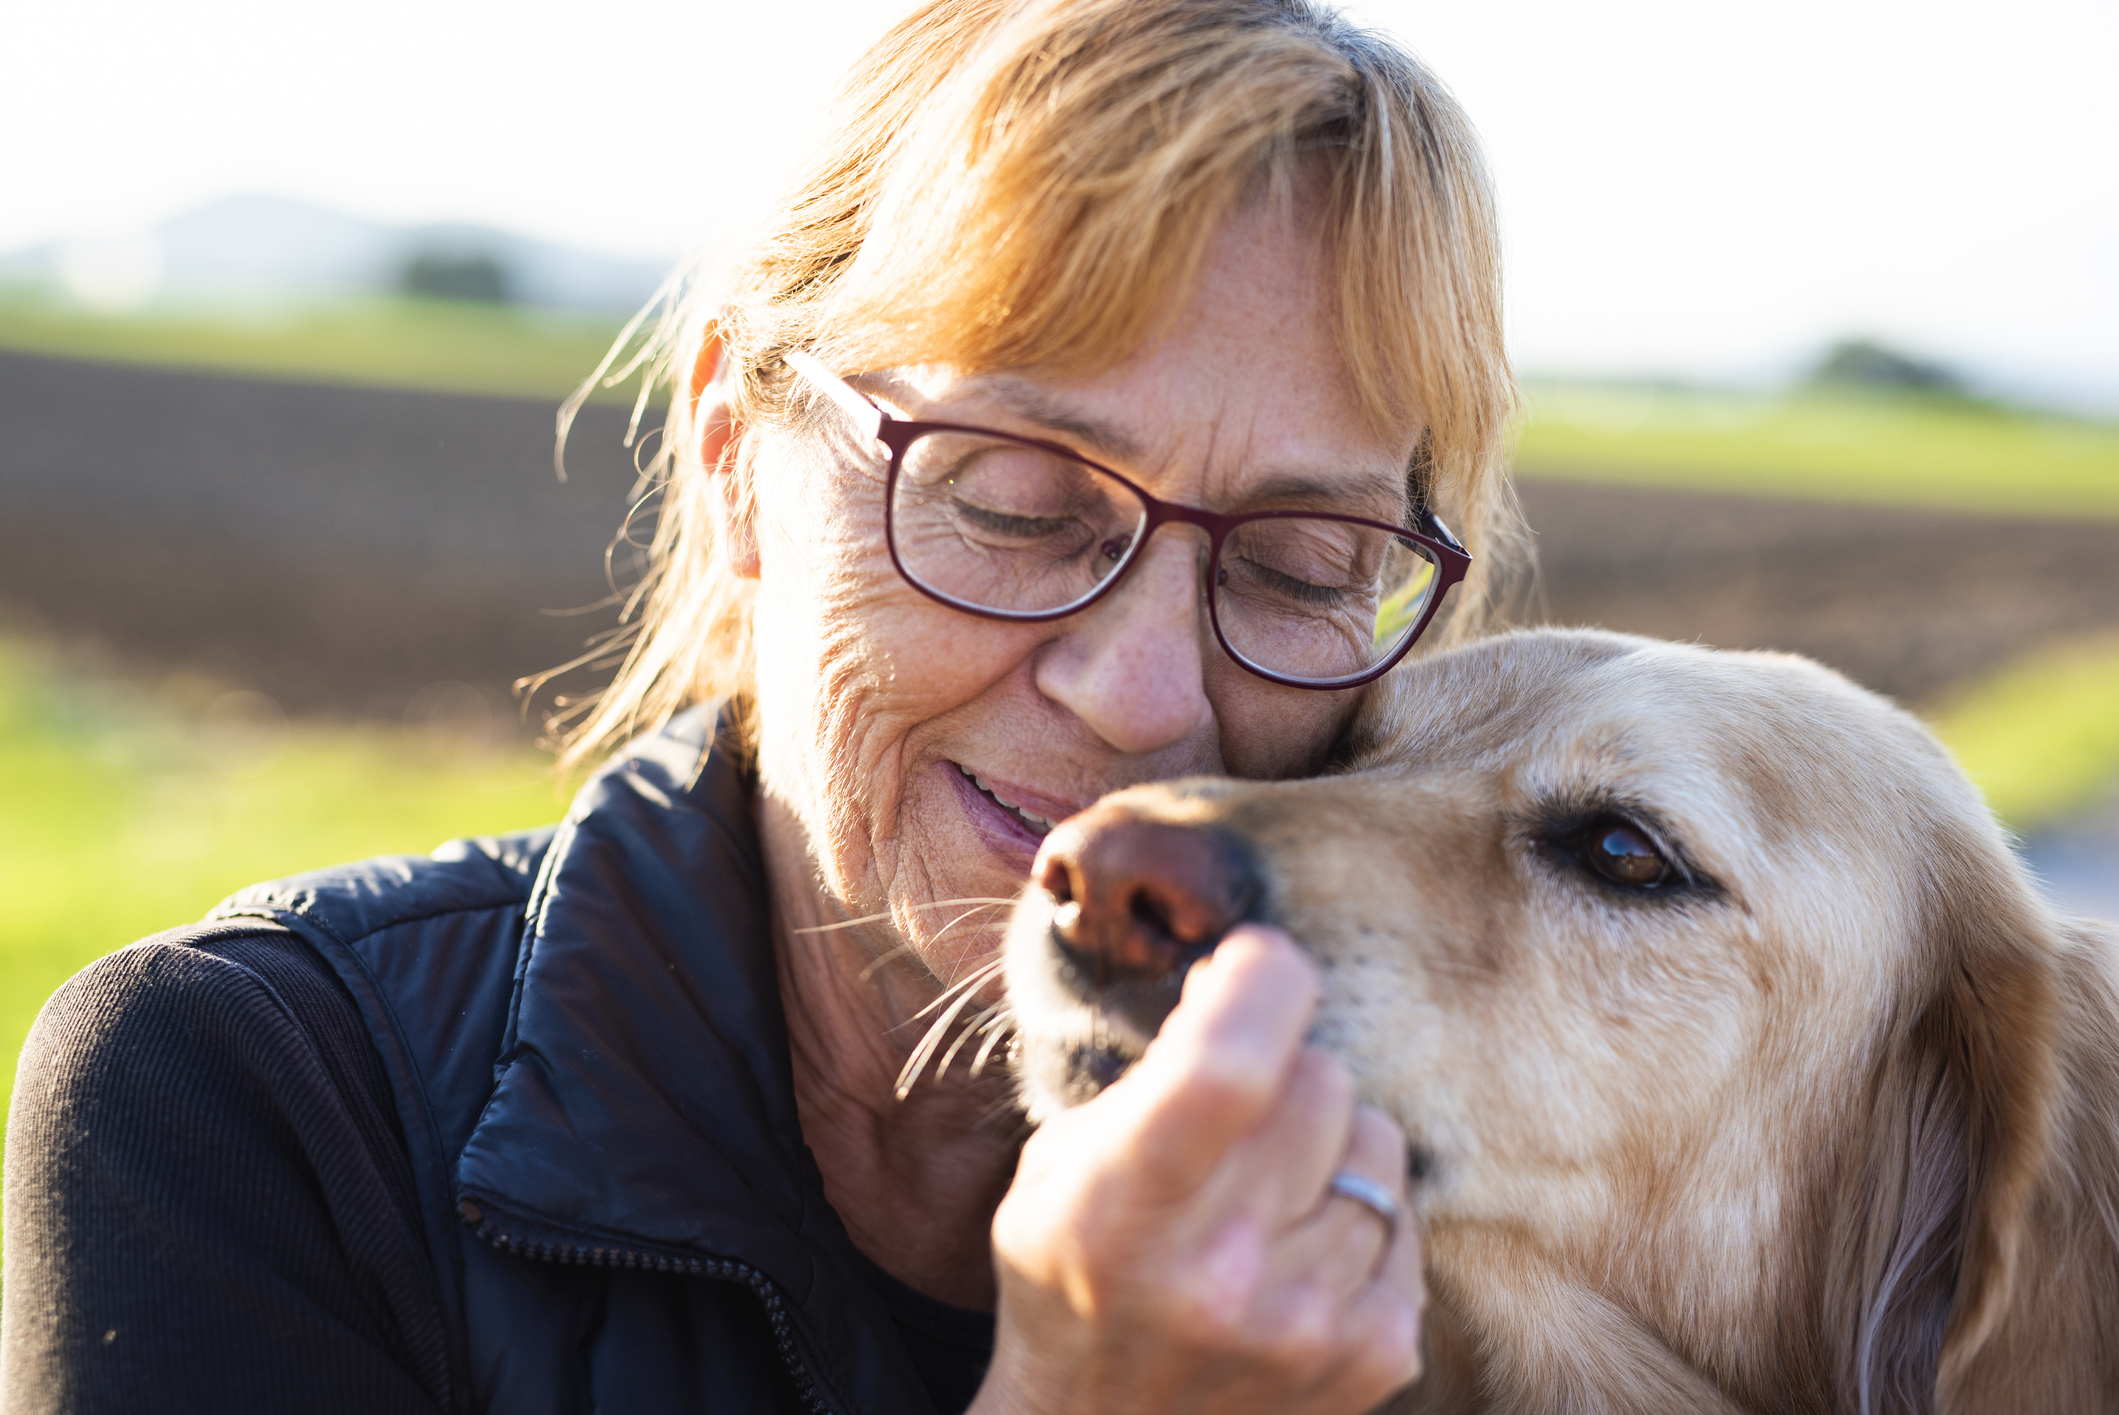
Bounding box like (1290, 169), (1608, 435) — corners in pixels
(1924, 883), (2066, 1410)
(1938, 911), (2119, 1413)
(1824, 850), (2065, 1415)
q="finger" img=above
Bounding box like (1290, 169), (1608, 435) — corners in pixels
(1207, 1046), (1354, 1227)
(1239, 1174), (1420, 1412)
(1273, 1104), (1409, 1297)
(1322, 1101), (1407, 1279)
(1304, 1267), (1425, 1412)
(1161, 925), (1316, 1061)
(1336, 1103), (1410, 1220)
(1344, 1111), (1425, 1347)
(1121, 926), (1320, 1197)
(1290, 1183), (1425, 1411)
(1375, 1196), (1425, 1314)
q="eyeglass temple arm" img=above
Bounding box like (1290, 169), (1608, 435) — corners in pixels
(1421, 509), (1468, 559)
(784, 350), (885, 444)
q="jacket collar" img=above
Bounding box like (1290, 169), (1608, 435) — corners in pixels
(453, 705), (931, 1413)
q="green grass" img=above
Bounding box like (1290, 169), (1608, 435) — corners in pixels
(1928, 636), (2119, 832)
(0, 289), (639, 404)
(0, 641), (572, 1163)
(1516, 383), (2119, 521)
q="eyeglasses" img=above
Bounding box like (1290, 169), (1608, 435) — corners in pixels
(783, 351), (1471, 690)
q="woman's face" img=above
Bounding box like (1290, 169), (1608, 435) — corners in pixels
(744, 200), (1424, 976)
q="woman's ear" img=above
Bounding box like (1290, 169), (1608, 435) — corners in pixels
(691, 324), (759, 579)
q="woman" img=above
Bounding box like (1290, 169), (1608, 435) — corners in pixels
(2, 2), (1516, 1412)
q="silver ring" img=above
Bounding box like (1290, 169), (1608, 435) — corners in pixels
(1327, 1170), (1400, 1247)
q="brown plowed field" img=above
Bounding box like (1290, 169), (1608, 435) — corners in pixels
(5, 352), (2117, 729)
(1, 352), (641, 727)
(1517, 480), (2119, 706)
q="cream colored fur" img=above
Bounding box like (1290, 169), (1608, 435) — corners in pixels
(1003, 628), (2119, 1413)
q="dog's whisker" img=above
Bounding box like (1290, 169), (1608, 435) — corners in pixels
(909, 957), (1005, 1023)
(790, 912), (893, 936)
(898, 991), (978, 1101)
(895, 1022), (949, 1099)
(856, 941), (923, 983)
(894, 959), (1006, 1090)
(791, 895), (1019, 937)
(910, 963), (1003, 1023)
(856, 905), (1016, 985)
(969, 1014), (1015, 1076)
(935, 1002), (1007, 1080)
(897, 977), (1001, 1100)
(931, 906), (1017, 984)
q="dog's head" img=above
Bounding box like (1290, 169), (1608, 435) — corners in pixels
(1003, 628), (2115, 1412)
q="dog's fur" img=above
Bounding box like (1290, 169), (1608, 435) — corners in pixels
(1003, 629), (2119, 1414)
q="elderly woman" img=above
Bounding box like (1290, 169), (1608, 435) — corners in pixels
(2, 2), (1515, 1412)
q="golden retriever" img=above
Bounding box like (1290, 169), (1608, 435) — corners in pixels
(1000, 628), (2119, 1413)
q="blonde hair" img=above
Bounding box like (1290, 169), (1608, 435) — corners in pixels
(539, 0), (1520, 771)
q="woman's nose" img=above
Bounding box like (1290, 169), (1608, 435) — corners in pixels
(1032, 530), (1214, 754)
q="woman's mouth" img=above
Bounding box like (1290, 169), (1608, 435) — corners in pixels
(953, 762), (1058, 839)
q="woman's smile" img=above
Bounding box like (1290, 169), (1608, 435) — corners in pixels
(948, 760), (1073, 851)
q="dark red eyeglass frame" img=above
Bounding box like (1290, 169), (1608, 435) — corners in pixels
(784, 351), (1472, 690)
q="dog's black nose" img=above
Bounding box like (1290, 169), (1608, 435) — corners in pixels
(1034, 803), (1261, 991)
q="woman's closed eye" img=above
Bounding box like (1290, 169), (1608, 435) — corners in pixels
(1224, 556), (1352, 607)
(950, 499), (1085, 542)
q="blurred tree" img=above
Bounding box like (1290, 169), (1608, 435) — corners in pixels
(1810, 337), (1963, 393)
(400, 247), (513, 304)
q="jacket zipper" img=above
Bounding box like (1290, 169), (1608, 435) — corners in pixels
(458, 1199), (835, 1415)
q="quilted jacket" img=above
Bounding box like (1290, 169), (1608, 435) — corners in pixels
(2, 706), (959, 1415)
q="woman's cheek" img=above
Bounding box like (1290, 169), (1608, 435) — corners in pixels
(749, 455), (900, 889)
(748, 452), (1000, 908)
(1209, 662), (1364, 780)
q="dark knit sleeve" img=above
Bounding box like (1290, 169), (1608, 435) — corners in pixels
(2, 925), (454, 1414)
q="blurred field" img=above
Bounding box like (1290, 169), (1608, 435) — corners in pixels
(1517, 382), (2119, 520)
(1517, 480), (2119, 708)
(0, 289), (636, 404)
(1929, 637), (2119, 829)
(0, 638), (571, 1160)
(0, 348), (647, 723)
(5, 296), (2116, 514)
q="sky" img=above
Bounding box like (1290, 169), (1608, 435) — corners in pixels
(5, 0), (2114, 407)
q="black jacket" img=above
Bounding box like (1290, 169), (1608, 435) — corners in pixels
(3, 707), (988, 1414)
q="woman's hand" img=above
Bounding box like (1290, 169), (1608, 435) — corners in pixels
(976, 925), (1423, 1415)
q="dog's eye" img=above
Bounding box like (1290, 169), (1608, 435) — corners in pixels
(1584, 818), (1672, 889)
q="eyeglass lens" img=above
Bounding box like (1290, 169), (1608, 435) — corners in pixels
(889, 430), (1441, 685)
